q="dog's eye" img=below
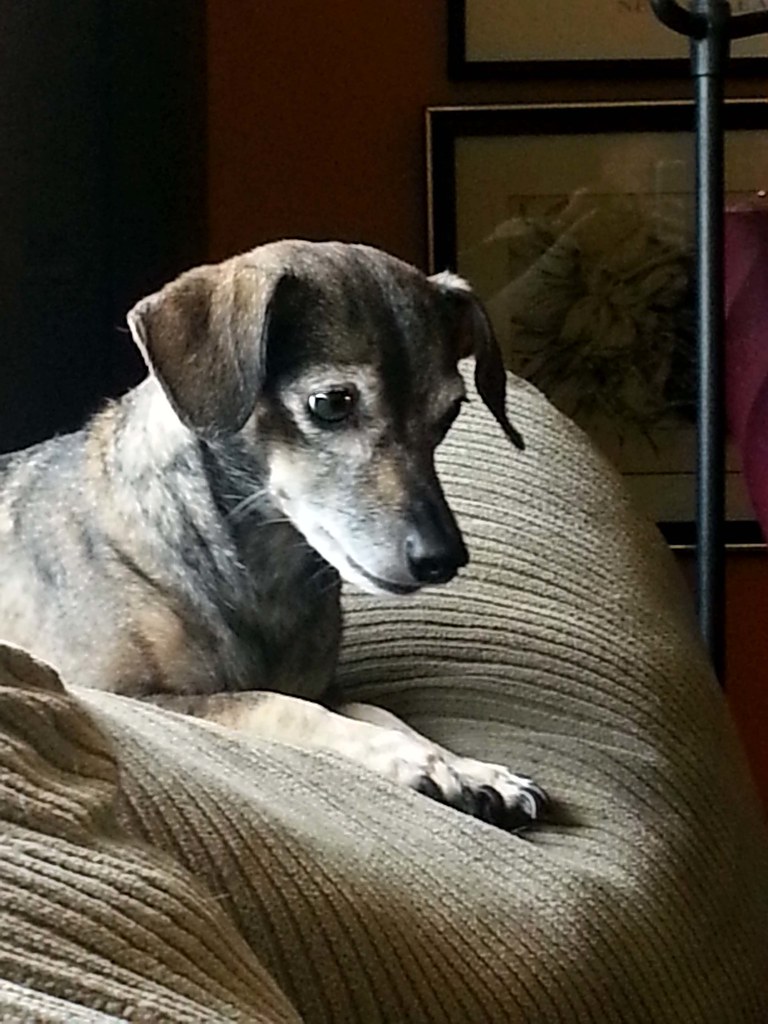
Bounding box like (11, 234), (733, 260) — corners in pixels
(307, 387), (356, 424)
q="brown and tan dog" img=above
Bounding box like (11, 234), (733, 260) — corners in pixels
(0, 240), (546, 829)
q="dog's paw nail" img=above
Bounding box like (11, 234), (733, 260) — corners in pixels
(475, 784), (506, 825)
(504, 781), (549, 832)
(415, 774), (446, 803)
(459, 783), (475, 813)
(505, 802), (537, 832)
(518, 781), (549, 820)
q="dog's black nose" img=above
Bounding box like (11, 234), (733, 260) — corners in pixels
(405, 529), (469, 585)
(405, 489), (469, 586)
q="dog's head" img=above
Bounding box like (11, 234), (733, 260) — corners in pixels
(127, 241), (523, 596)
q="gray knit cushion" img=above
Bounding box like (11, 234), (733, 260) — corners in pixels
(1, 367), (766, 1023)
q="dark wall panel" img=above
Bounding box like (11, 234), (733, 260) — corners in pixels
(0, 0), (206, 452)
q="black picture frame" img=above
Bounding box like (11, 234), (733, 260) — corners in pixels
(447, 0), (768, 79)
(427, 101), (767, 549)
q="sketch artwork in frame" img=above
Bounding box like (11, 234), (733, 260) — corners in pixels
(427, 101), (768, 548)
(447, 0), (768, 78)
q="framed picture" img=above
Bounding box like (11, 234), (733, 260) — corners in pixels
(427, 101), (768, 548)
(447, 0), (768, 78)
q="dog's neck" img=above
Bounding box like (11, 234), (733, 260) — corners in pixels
(103, 376), (333, 599)
(90, 375), (341, 693)
(111, 375), (270, 517)
(71, 376), (339, 696)
(114, 375), (194, 473)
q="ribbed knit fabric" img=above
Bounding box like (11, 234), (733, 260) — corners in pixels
(1, 367), (766, 1022)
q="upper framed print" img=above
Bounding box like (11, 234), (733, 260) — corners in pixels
(427, 100), (768, 548)
(447, 0), (768, 78)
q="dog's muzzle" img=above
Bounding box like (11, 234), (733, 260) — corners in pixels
(404, 496), (469, 585)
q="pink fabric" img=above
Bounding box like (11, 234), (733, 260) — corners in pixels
(724, 208), (768, 541)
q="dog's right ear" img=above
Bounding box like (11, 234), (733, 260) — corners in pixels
(429, 271), (525, 450)
(127, 261), (285, 437)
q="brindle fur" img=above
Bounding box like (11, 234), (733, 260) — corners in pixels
(0, 240), (546, 831)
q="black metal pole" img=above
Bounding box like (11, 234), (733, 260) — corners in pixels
(692, 0), (728, 681)
(649, 0), (768, 681)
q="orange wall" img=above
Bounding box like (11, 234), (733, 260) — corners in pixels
(724, 555), (768, 805)
(206, 0), (768, 807)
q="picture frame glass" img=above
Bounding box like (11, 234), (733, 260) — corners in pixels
(431, 104), (768, 545)
(461, 0), (768, 64)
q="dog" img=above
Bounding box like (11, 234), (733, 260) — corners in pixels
(0, 240), (546, 830)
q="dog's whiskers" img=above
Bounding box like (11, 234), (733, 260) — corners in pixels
(227, 491), (266, 521)
(228, 489), (282, 523)
(249, 515), (295, 530)
(303, 494), (395, 521)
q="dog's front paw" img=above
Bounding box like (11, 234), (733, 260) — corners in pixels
(364, 732), (547, 831)
(415, 756), (548, 832)
(449, 757), (548, 831)
(334, 705), (548, 832)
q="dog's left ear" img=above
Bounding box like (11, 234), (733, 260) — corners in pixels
(429, 271), (524, 450)
(127, 260), (285, 437)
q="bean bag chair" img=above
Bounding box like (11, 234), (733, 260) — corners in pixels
(1, 368), (766, 1022)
